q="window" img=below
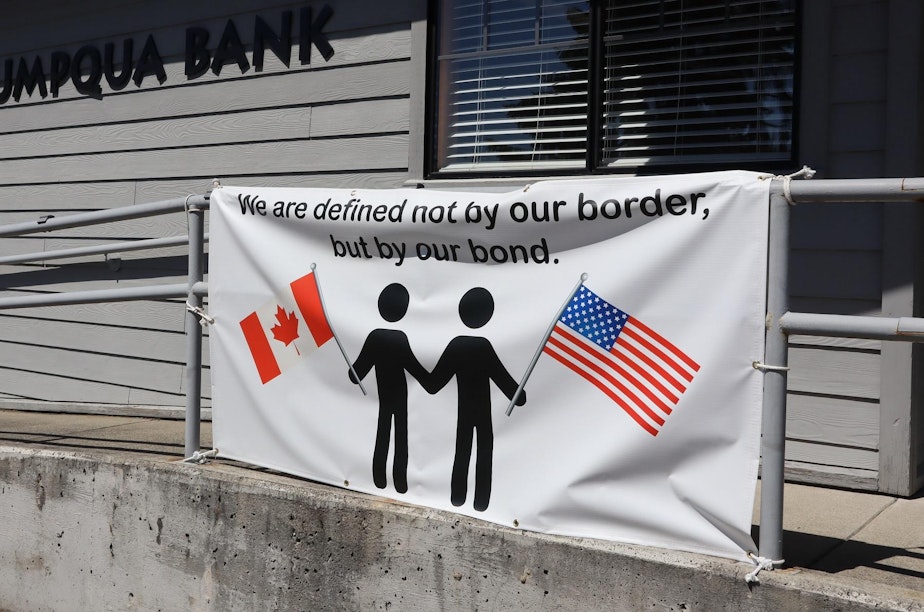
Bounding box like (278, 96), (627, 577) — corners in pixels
(431, 0), (797, 175)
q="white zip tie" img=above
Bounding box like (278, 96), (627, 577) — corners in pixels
(745, 552), (783, 584)
(183, 448), (219, 464)
(186, 302), (214, 327)
(752, 361), (790, 373)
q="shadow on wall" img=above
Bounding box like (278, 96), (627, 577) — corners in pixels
(788, 202), (884, 316)
(0, 254), (206, 290)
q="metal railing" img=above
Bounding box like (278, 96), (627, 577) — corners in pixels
(0, 177), (921, 571)
(0, 193), (210, 458)
(759, 176), (924, 567)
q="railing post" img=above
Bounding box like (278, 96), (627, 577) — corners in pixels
(184, 196), (207, 459)
(759, 181), (791, 564)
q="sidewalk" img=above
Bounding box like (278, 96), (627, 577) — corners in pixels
(1, 408), (922, 607)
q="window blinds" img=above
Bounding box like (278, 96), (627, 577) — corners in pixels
(602, 0), (795, 167)
(436, 0), (591, 171)
(434, 0), (795, 173)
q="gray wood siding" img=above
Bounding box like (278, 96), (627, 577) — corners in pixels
(790, 0), (924, 494)
(0, 0), (413, 410)
(787, 0), (889, 489)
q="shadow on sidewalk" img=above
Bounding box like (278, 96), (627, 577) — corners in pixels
(752, 524), (924, 584)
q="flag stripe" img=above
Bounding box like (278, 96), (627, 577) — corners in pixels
(240, 312), (282, 384)
(629, 316), (701, 372)
(608, 342), (680, 405)
(613, 333), (688, 394)
(622, 322), (695, 382)
(551, 326), (674, 416)
(543, 345), (660, 436)
(546, 332), (666, 426)
(291, 272), (333, 346)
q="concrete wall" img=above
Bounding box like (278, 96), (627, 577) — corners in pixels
(0, 446), (912, 612)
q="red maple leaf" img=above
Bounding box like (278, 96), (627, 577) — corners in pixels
(270, 306), (300, 353)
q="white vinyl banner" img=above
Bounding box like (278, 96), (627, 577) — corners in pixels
(208, 171), (771, 562)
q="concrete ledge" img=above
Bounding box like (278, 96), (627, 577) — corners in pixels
(0, 399), (212, 421)
(0, 446), (919, 611)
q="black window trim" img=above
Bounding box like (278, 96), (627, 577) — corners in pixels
(424, 0), (801, 180)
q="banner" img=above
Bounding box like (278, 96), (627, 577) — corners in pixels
(208, 171), (770, 561)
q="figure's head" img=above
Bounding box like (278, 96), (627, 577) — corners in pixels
(378, 283), (410, 322)
(459, 287), (494, 329)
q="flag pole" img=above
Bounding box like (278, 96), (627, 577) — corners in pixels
(506, 273), (587, 416)
(311, 263), (367, 396)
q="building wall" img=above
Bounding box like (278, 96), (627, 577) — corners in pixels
(0, 0), (416, 411)
(0, 0), (920, 493)
(792, 0), (924, 494)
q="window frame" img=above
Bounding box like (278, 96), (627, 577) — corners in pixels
(424, 0), (801, 179)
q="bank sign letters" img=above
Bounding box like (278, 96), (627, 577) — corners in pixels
(209, 172), (772, 562)
(0, 3), (334, 104)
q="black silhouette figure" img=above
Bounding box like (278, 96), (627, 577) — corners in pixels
(349, 283), (430, 494)
(428, 287), (526, 512)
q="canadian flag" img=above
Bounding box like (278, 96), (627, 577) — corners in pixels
(239, 272), (333, 384)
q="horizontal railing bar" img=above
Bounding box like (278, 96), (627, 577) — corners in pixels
(0, 234), (210, 266)
(0, 281), (209, 310)
(191, 281), (208, 297)
(787, 178), (924, 202)
(0, 194), (210, 238)
(781, 311), (924, 341)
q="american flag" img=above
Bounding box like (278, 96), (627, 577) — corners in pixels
(542, 284), (700, 436)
